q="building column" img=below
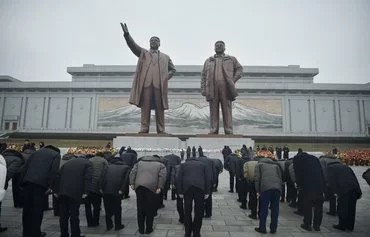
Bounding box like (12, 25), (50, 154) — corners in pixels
(358, 99), (366, 134)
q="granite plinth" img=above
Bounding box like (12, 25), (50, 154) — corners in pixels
(113, 134), (184, 157)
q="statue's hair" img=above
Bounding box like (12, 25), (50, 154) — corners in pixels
(215, 40), (225, 46)
(150, 36), (160, 42)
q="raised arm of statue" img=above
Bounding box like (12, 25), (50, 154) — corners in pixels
(120, 22), (142, 57)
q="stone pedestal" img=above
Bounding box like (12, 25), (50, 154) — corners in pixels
(113, 133), (184, 157)
(113, 133), (254, 159)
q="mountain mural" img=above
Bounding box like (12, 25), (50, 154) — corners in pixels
(98, 102), (282, 133)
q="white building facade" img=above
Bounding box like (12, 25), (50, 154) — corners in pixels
(1, 64), (369, 138)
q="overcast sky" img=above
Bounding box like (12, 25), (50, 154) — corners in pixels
(0, 0), (369, 84)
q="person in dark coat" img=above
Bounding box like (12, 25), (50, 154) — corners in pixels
(282, 145), (289, 160)
(177, 157), (209, 237)
(120, 148), (137, 199)
(84, 152), (108, 227)
(275, 146), (282, 160)
(221, 146), (228, 160)
(211, 158), (223, 192)
(21, 139), (31, 152)
(186, 146), (191, 160)
(53, 153), (75, 217)
(101, 156), (130, 231)
(163, 153), (181, 200)
(171, 164), (184, 223)
(20, 145), (60, 237)
(243, 159), (258, 220)
(180, 149), (185, 161)
(198, 156), (216, 218)
(276, 159), (286, 202)
(55, 157), (92, 237)
(328, 163), (362, 231)
(285, 158), (297, 207)
(157, 155), (167, 209)
(236, 153), (250, 210)
(225, 152), (238, 193)
(2, 149), (25, 207)
(1, 149), (25, 232)
(198, 146), (204, 157)
(129, 156), (166, 234)
(192, 146), (196, 158)
(118, 146), (126, 156)
(294, 153), (325, 231)
(319, 156), (340, 216)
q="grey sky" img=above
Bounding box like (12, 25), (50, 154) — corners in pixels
(0, 0), (369, 84)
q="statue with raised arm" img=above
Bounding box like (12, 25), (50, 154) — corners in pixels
(201, 41), (243, 135)
(120, 23), (176, 134)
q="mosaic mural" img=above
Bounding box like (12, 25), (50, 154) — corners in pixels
(97, 97), (282, 134)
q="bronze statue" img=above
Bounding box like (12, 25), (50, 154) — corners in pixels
(201, 41), (243, 135)
(120, 23), (176, 134)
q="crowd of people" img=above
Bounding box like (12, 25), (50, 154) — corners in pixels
(0, 140), (367, 237)
(221, 145), (364, 233)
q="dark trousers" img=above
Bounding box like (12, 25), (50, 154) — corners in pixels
(158, 190), (164, 207)
(176, 193), (184, 221)
(103, 194), (122, 229)
(248, 183), (258, 216)
(259, 189), (280, 232)
(325, 188), (337, 214)
(43, 193), (51, 210)
(213, 174), (219, 192)
(229, 171), (235, 192)
(280, 183), (286, 201)
(53, 194), (59, 216)
(204, 190), (212, 217)
(22, 183), (46, 237)
(184, 186), (205, 237)
(12, 174), (24, 207)
(123, 181), (130, 198)
(337, 189), (358, 230)
(239, 180), (249, 208)
(297, 189), (304, 213)
(59, 195), (81, 237)
(286, 182), (297, 204)
(164, 187), (176, 201)
(302, 192), (323, 228)
(135, 187), (157, 232)
(85, 192), (102, 226)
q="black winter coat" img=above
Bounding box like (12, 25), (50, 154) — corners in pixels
(20, 146), (61, 189)
(328, 163), (362, 198)
(56, 158), (92, 201)
(177, 158), (209, 195)
(2, 149), (25, 185)
(198, 156), (217, 186)
(164, 154), (181, 188)
(102, 157), (130, 196)
(211, 159), (223, 174)
(293, 153), (325, 194)
(225, 153), (239, 172)
(120, 151), (137, 168)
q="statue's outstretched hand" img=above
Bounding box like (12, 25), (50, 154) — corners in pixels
(120, 22), (129, 33)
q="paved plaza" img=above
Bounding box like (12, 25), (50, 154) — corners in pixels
(1, 165), (369, 237)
